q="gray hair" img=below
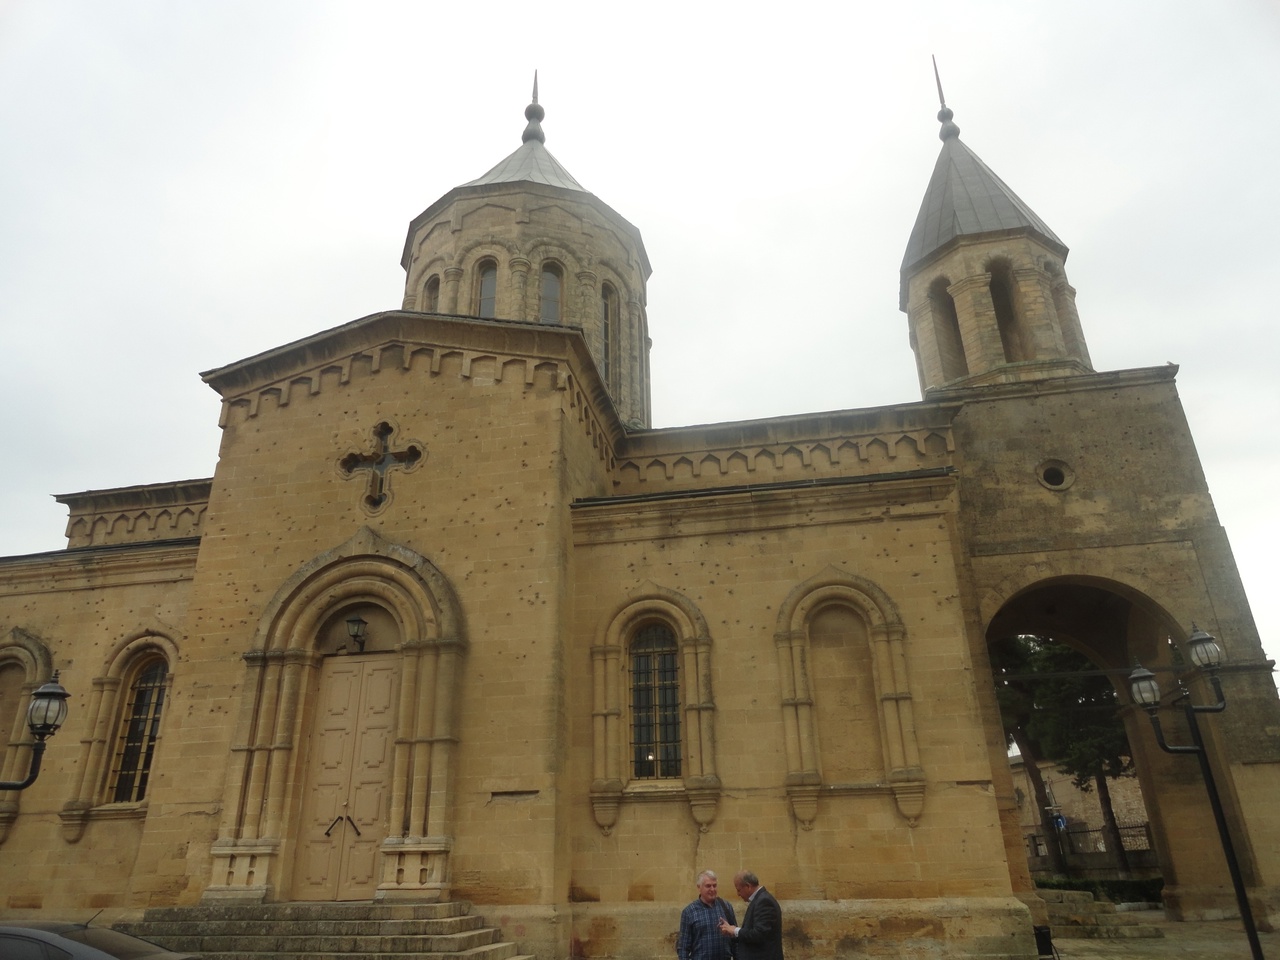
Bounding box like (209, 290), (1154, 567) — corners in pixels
(735, 870), (759, 887)
(697, 870), (718, 885)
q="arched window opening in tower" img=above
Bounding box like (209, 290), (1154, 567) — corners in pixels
(477, 261), (497, 319)
(989, 261), (1029, 363)
(928, 277), (968, 381)
(540, 263), (563, 324)
(425, 275), (440, 313)
(601, 282), (618, 385)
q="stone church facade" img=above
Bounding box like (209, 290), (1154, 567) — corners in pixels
(1, 88), (1277, 959)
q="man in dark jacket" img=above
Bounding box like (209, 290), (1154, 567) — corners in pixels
(717, 871), (782, 960)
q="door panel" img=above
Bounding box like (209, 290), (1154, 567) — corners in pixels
(292, 656), (398, 901)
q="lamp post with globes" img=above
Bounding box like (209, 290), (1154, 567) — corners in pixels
(0, 672), (70, 792)
(1128, 626), (1264, 960)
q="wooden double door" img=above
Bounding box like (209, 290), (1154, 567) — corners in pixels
(292, 655), (398, 901)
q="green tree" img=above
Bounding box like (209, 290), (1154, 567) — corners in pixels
(992, 636), (1135, 876)
(990, 636), (1069, 877)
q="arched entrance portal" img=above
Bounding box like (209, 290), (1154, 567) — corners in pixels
(203, 527), (465, 904)
(984, 576), (1278, 924)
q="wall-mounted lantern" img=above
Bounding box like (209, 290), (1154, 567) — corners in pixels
(0, 672), (70, 791)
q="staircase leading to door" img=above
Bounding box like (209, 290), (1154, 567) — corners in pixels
(115, 899), (535, 960)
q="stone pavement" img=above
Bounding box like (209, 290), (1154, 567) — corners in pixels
(1050, 909), (1277, 959)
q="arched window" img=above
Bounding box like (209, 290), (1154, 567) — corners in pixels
(928, 277), (968, 381)
(630, 622), (680, 779)
(591, 590), (720, 833)
(539, 263), (562, 324)
(424, 275), (440, 313)
(601, 283), (618, 385)
(0, 662), (25, 755)
(989, 260), (1029, 363)
(109, 657), (168, 803)
(774, 571), (924, 828)
(477, 261), (497, 318)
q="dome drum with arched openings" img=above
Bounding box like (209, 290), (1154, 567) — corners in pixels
(400, 78), (653, 426)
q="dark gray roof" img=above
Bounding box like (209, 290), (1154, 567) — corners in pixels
(901, 108), (1065, 273)
(460, 77), (588, 193)
(461, 138), (587, 193)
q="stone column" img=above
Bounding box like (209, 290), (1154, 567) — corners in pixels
(443, 266), (464, 315)
(1051, 276), (1092, 369)
(907, 300), (943, 391)
(510, 258), (531, 322)
(948, 274), (1002, 375)
(1013, 265), (1066, 357)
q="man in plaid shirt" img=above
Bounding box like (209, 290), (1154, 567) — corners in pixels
(677, 870), (737, 960)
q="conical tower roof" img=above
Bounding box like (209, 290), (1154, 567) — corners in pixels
(460, 75), (587, 193)
(401, 78), (649, 275)
(900, 102), (1065, 279)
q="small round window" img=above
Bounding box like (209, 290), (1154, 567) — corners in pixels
(1036, 459), (1075, 491)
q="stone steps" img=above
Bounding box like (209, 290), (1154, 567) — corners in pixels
(115, 899), (535, 960)
(1040, 889), (1164, 940)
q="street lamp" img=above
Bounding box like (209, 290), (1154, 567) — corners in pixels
(0, 672), (70, 792)
(1128, 626), (1264, 960)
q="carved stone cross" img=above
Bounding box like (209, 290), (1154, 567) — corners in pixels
(340, 421), (424, 512)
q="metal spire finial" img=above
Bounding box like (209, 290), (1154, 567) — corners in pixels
(523, 71), (545, 144)
(932, 55), (960, 142)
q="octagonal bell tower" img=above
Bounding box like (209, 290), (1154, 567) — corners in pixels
(401, 79), (653, 426)
(900, 88), (1092, 397)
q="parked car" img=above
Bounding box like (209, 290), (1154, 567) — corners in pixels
(0, 922), (201, 959)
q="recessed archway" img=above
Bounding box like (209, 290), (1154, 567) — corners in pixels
(983, 575), (1263, 922)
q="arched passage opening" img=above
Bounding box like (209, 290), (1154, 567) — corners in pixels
(984, 576), (1271, 923)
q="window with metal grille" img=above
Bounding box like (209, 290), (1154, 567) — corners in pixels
(110, 659), (167, 803)
(630, 623), (680, 779)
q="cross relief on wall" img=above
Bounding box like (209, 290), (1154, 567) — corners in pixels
(339, 421), (425, 513)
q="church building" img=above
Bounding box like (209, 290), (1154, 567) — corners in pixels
(1, 83), (1277, 960)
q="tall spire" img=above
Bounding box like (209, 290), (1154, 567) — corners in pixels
(932, 55), (960, 141)
(458, 76), (585, 192)
(522, 71), (545, 144)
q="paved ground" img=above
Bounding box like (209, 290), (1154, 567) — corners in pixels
(1051, 909), (1276, 958)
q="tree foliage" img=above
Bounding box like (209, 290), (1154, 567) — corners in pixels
(991, 635), (1132, 790)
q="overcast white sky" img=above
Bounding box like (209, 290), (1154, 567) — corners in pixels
(1, 1), (1277, 668)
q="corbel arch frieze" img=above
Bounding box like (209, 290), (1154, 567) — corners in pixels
(0, 628), (54, 844)
(591, 583), (720, 835)
(774, 567), (923, 828)
(207, 526), (465, 903)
